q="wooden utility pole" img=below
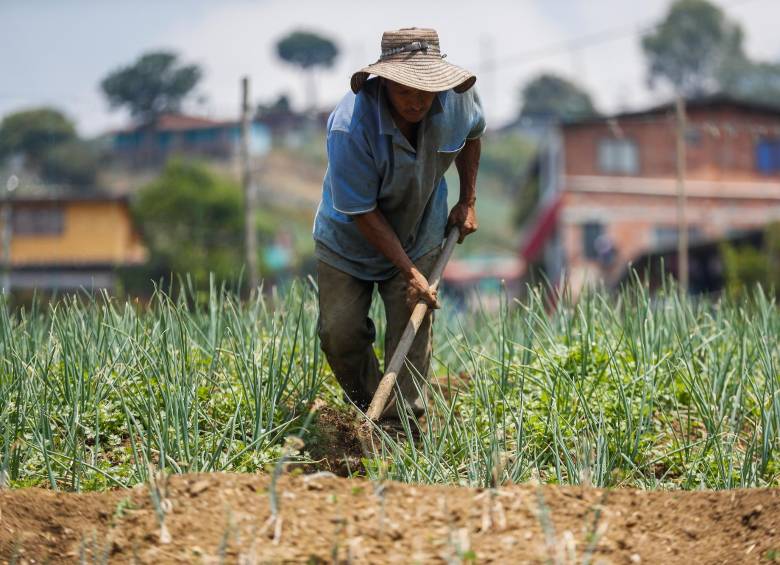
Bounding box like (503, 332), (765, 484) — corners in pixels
(241, 76), (259, 293)
(675, 96), (689, 294)
(1, 197), (11, 293)
(1, 174), (18, 294)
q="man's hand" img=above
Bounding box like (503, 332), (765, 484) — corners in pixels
(447, 200), (478, 244)
(353, 210), (439, 310)
(405, 266), (439, 310)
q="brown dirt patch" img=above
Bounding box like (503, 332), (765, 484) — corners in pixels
(432, 372), (473, 401)
(2, 473), (779, 564)
(305, 404), (368, 476)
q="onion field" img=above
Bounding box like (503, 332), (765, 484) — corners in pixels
(1, 279), (778, 492)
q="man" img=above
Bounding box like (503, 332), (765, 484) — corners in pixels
(313, 27), (484, 421)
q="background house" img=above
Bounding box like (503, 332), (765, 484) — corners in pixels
(521, 96), (780, 293)
(112, 114), (271, 168)
(1, 192), (146, 291)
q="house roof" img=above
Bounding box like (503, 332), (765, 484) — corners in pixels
(113, 113), (238, 135)
(153, 114), (233, 131)
(10, 194), (129, 205)
(563, 94), (780, 128)
(6, 184), (129, 205)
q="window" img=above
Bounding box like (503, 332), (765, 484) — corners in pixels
(685, 127), (702, 146)
(582, 222), (604, 260)
(185, 128), (218, 143)
(756, 138), (780, 174)
(598, 138), (639, 175)
(156, 131), (173, 149)
(12, 206), (65, 236)
(653, 225), (701, 249)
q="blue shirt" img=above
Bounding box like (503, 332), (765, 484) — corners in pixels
(313, 78), (486, 280)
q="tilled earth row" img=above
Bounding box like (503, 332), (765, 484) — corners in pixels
(2, 473), (780, 563)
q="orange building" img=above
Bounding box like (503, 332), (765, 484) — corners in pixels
(1, 194), (146, 291)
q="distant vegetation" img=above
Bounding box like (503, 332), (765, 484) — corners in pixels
(275, 30), (339, 110)
(722, 222), (780, 297)
(643, 0), (780, 105)
(0, 107), (99, 187)
(100, 51), (203, 123)
(132, 160), (245, 289)
(518, 73), (598, 122)
(476, 131), (538, 237)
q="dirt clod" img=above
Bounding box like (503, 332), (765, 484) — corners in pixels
(188, 479), (210, 496)
(305, 405), (368, 475)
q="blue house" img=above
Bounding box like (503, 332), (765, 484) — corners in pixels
(112, 114), (270, 167)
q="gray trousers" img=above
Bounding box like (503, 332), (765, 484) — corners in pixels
(316, 249), (439, 419)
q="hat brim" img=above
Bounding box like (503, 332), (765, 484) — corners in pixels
(351, 59), (476, 94)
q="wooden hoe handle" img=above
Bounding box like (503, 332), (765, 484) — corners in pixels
(365, 228), (461, 421)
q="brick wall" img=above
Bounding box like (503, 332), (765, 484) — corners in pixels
(563, 105), (780, 182)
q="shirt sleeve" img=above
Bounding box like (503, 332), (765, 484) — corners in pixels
(466, 89), (487, 140)
(327, 130), (380, 215)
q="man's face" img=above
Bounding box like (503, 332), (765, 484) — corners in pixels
(383, 80), (437, 124)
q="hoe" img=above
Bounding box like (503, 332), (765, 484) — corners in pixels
(363, 227), (461, 424)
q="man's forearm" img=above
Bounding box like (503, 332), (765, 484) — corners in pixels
(455, 137), (480, 204)
(353, 209), (415, 277)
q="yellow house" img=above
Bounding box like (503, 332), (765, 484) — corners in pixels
(2, 194), (146, 291)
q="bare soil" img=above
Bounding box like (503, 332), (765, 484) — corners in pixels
(306, 404), (367, 476)
(2, 471), (779, 564)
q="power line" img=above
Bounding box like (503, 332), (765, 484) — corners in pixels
(480, 23), (653, 69)
(474, 0), (765, 70)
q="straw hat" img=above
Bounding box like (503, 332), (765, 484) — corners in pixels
(350, 28), (476, 94)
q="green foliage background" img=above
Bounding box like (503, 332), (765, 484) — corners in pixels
(100, 51), (202, 121)
(722, 223), (780, 297)
(519, 73), (597, 121)
(0, 107), (99, 187)
(642, 0), (780, 105)
(275, 31), (339, 70)
(133, 160), (245, 288)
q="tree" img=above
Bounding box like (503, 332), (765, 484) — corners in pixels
(100, 51), (202, 123)
(134, 160), (244, 287)
(0, 108), (100, 188)
(641, 0), (745, 96)
(722, 222), (780, 298)
(719, 59), (780, 108)
(519, 73), (597, 122)
(40, 140), (100, 186)
(276, 31), (339, 110)
(255, 93), (293, 120)
(0, 108), (76, 165)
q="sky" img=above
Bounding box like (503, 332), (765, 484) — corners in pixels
(2, 0), (780, 136)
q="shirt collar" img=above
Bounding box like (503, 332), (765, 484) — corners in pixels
(378, 85), (447, 137)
